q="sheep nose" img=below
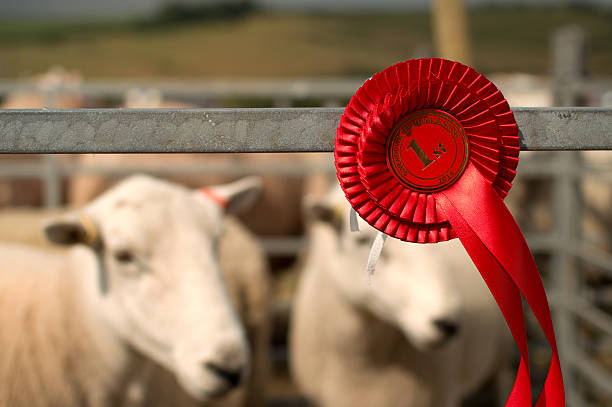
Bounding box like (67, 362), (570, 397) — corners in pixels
(204, 362), (244, 388)
(433, 318), (459, 339)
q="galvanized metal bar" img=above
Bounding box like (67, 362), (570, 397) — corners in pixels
(568, 240), (612, 277)
(0, 108), (338, 153)
(515, 108), (612, 151)
(524, 233), (557, 252)
(566, 296), (612, 338)
(0, 107), (610, 153)
(552, 25), (586, 106)
(584, 287), (612, 306)
(0, 159), (334, 178)
(0, 78), (365, 100)
(1, 78), (610, 102)
(550, 152), (580, 400)
(521, 234), (612, 277)
(0, 161), (47, 178)
(566, 391), (596, 407)
(66, 160), (334, 177)
(566, 349), (612, 396)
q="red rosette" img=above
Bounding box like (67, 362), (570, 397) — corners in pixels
(335, 58), (565, 407)
(335, 58), (519, 243)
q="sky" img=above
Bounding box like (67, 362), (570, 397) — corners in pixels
(0, 0), (609, 19)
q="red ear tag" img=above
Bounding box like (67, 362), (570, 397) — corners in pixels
(200, 188), (228, 208)
(387, 109), (469, 193)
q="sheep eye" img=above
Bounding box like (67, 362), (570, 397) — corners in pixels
(354, 235), (371, 245)
(212, 239), (221, 257)
(114, 250), (135, 263)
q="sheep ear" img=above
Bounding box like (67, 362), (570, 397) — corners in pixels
(201, 176), (262, 215)
(44, 214), (99, 246)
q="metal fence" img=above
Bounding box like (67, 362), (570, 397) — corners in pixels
(516, 151), (612, 407)
(1, 104), (612, 406)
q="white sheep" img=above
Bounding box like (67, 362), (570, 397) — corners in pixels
(0, 66), (84, 109)
(0, 175), (270, 407)
(290, 187), (512, 407)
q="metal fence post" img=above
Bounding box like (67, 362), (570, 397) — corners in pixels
(551, 152), (580, 404)
(552, 25), (586, 107)
(550, 24), (587, 405)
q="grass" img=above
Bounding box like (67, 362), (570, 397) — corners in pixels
(0, 7), (610, 79)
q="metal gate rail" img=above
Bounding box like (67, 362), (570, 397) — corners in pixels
(0, 107), (610, 153)
(0, 78), (365, 103)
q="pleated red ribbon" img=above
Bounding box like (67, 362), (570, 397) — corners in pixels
(334, 58), (564, 406)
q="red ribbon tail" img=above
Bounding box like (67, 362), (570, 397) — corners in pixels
(437, 191), (532, 406)
(437, 163), (565, 407)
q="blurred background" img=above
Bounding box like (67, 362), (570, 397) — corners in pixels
(1, 0), (611, 406)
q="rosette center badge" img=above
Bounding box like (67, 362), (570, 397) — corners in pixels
(386, 109), (469, 193)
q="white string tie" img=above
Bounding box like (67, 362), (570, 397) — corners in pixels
(366, 232), (388, 285)
(349, 207), (360, 232)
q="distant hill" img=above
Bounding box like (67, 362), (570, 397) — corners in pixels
(1, 8), (610, 78)
(1, 0), (610, 20)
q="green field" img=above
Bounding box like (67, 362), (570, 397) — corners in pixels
(1, 7), (610, 79)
